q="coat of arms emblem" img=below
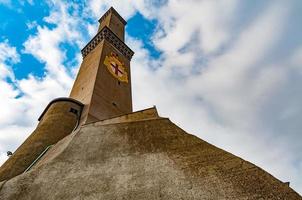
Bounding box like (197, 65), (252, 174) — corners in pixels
(104, 52), (128, 83)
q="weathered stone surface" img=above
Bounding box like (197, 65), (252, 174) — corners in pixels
(70, 7), (133, 124)
(94, 106), (159, 126)
(0, 115), (300, 199)
(0, 99), (82, 182)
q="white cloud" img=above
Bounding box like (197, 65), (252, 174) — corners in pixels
(0, 1), (84, 166)
(187, 2), (289, 129)
(23, 1), (83, 86)
(290, 47), (302, 73)
(0, 40), (30, 165)
(86, 0), (156, 20)
(130, 0), (302, 194)
(0, 40), (19, 64)
(0, 40), (21, 126)
(0, 0), (10, 6)
(26, 21), (38, 30)
(0, 40), (19, 79)
(153, 0), (238, 55)
(19, 0), (84, 116)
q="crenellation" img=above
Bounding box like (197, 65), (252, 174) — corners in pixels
(81, 26), (134, 60)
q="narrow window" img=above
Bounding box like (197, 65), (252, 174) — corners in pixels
(70, 108), (79, 115)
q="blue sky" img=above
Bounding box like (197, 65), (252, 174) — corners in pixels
(0, 0), (302, 195)
(0, 1), (160, 78)
(0, 1), (48, 78)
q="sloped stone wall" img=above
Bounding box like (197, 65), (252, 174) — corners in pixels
(0, 118), (300, 199)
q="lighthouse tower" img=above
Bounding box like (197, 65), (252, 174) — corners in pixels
(0, 7), (301, 200)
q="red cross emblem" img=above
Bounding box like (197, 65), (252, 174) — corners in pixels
(104, 53), (128, 83)
(110, 61), (123, 77)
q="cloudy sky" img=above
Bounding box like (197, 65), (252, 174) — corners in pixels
(0, 0), (301, 194)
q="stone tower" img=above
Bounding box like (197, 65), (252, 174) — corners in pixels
(0, 7), (301, 200)
(70, 7), (134, 124)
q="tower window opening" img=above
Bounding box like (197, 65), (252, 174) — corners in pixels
(118, 81), (120, 85)
(70, 108), (79, 115)
(112, 102), (117, 107)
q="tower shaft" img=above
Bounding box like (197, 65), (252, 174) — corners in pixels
(70, 7), (134, 124)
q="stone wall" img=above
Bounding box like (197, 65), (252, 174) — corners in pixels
(0, 113), (300, 199)
(0, 98), (83, 182)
